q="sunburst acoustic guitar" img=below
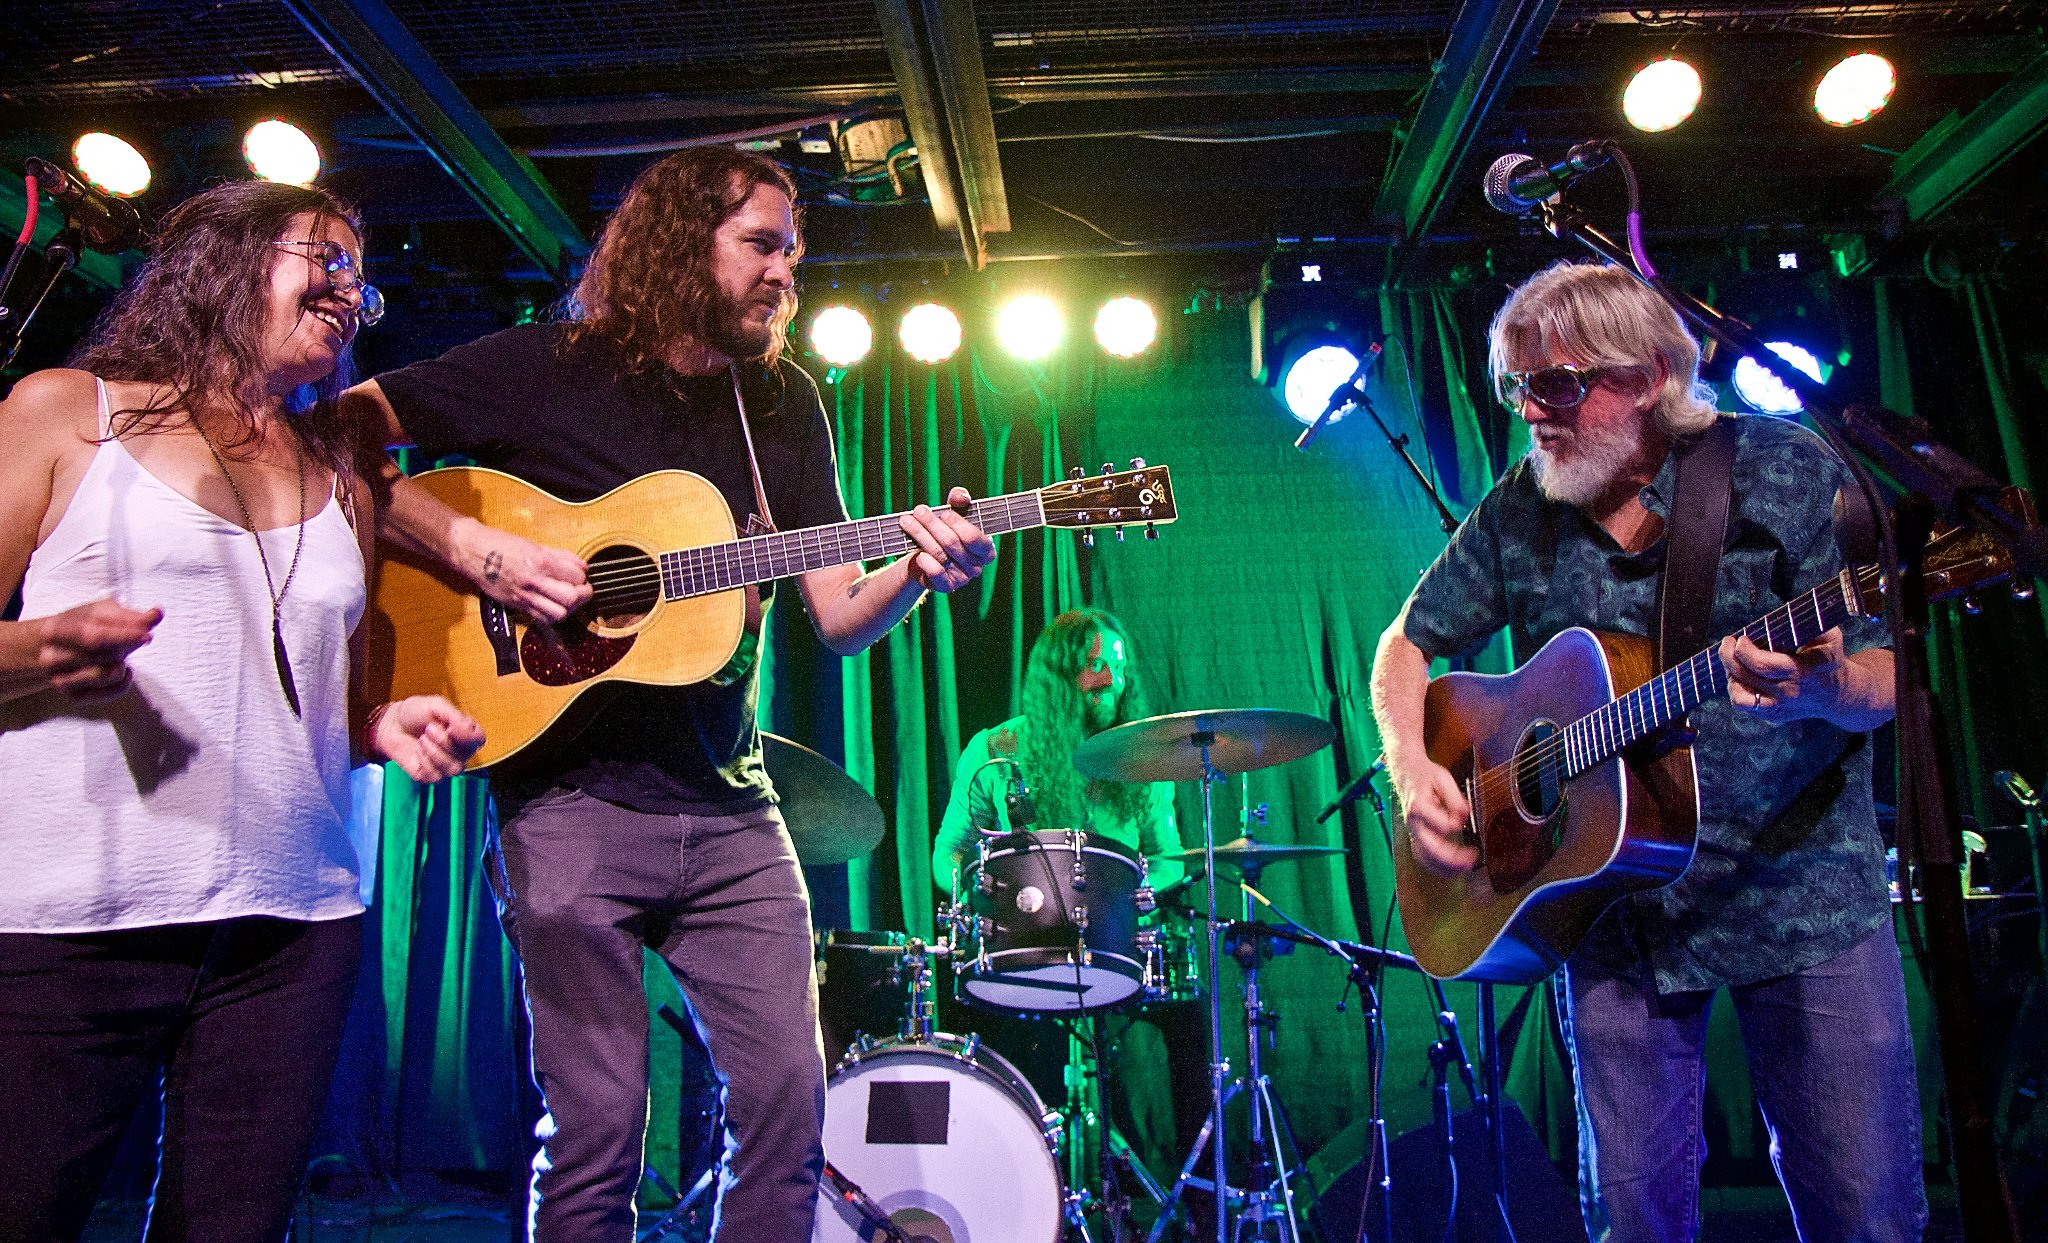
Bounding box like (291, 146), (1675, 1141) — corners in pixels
(1396, 490), (2032, 984)
(363, 463), (1177, 771)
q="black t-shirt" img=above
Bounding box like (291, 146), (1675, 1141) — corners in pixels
(376, 322), (849, 813)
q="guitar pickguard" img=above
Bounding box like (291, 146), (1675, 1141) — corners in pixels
(519, 623), (637, 687)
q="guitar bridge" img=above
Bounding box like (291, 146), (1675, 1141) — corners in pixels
(480, 599), (520, 676)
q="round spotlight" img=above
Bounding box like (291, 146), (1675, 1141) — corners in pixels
(244, 119), (321, 186)
(1623, 59), (1702, 133)
(809, 306), (873, 367)
(899, 303), (962, 364)
(1093, 297), (1157, 358)
(1732, 342), (1826, 416)
(1815, 53), (1896, 127)
(1281, 344), (1361, 425)
(997, 294), (1064, 361)
(71, 132), (150, 197)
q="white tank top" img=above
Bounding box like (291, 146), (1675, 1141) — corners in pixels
(0, 379), (368, 932)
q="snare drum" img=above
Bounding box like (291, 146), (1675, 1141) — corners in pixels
(957, 829), (1148, 1012)
(812, 1033), (1063, 1243)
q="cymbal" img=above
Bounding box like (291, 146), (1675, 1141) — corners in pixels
(1160, 835), (1349, 875)
(763, 733), (885, 866)
(1072, 709), (1335, 783)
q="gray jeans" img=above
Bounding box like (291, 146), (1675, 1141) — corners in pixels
(487, 787), (826, 1242)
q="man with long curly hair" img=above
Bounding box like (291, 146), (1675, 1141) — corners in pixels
(342, 148), (992, 1241)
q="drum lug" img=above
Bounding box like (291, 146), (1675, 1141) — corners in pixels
(1073, 904), (1089, 930)
(958, 1032), (981, 1062)
(1134, 885), (1157, 914)
(977, 871), (996, 895)
(1072, 859), (1087, 891)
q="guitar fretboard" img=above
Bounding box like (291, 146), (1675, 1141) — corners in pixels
(1556, 564), (1880, 778)
(657, 491), (1048, 599)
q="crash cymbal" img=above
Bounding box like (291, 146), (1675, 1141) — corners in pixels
(1072, 709), (1335, 783)
(1160, 835), (1348, 874)
(763, 733), (885, 866)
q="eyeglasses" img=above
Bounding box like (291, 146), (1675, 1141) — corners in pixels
(1496, 363), (1604, 412)
(272, 239), (385, 327)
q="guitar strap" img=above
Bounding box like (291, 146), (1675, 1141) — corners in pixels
(730, 363), (777, 534)
(1657, 415), (1738, 672)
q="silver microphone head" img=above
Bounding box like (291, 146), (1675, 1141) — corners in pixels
(1483, 152), (1542, 215)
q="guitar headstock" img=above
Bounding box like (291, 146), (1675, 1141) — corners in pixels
(1852, 486), (2037, 611)
(1041, 462), (1179, 533)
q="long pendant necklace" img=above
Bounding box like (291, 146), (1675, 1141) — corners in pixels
(197, 418), (309, 717)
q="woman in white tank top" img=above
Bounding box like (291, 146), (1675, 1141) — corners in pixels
(0, 180), (483, 1243)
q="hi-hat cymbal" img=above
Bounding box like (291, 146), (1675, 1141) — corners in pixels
(1072, 708), (1335, 783)
(1160, 835), (1349, 874)
(763, 733), (885, 866)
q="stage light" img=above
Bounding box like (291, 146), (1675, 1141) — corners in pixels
(1732, 342), (1826, 416)
(1093, 297), (1156, 358)
(1815, 53), (1895, 127)
(809, 306), (872, 367)
(899, 303), (962, 364)
(71, 133), (150, 197)
(1281, 344), (1361, 425)
(244, 119), (321, 186)
(997, 294), (1063, 360)
(1623, 59), (1702, 133)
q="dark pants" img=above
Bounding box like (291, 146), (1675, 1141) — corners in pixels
(0, 915), (363, 1243)
(1559, 925), (1926, 1242)
(488, 788), (825, 1242)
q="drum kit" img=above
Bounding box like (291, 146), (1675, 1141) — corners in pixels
(788, 712), (1367, 1243)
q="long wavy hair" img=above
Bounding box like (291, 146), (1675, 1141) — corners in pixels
(564, 148), (801, 382)
(1018, 609), (1155, 830)
(69, 179), (367, 473)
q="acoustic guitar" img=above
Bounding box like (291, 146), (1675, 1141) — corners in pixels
(364, 463), (1177, 770)
(1396, 495), (2030, 984)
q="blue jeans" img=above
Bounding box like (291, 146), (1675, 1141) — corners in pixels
(488, 788), (826, 1242)
(1558, 925), (1926, 1243)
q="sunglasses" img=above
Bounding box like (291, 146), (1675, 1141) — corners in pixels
(272, 239), (386, 327)
(1496, 363), (1605, 412)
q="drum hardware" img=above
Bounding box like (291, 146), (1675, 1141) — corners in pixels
(820, 1160), (916, 1243)
(954, 828), (1150, 1012)
(1075, 708), (1336, 1243)
(761, 733), (886, 866)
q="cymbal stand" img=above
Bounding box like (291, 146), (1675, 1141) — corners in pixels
(1230, 855), (1305, 1243)
(1146, 732), (1232, 1243)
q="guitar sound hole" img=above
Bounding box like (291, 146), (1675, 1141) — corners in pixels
(586, 544), (659, 629)
(1512, 721), (1566, 824)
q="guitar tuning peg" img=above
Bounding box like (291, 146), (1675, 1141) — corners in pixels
(1115, 526), (1126, 543)
(1963, 595), (1983, 616)
(1101, 461), (1114, 476)
(1069, 465), (1085, 480)
(1130, 456), (1147, 469)
(1145, 523), (1159, 540)
(2014, 581), (2037, 602)
(1082, 531), (1096, 549)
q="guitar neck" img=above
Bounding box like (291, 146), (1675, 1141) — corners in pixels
(656, 490), (1048, 599)
(1560, 563), (1881, 777)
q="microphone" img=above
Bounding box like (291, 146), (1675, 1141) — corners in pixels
(1995, 770), (2039, 810)
(1316, 756), (1386, 824)
(1482, 141), (1615, 216)
(1294, 341), (1383, 451)
(24, 157), (142, 254)
(1005, 772), (1038, 831)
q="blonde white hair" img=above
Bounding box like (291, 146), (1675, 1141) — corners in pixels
(1488, 260), (1720, 436)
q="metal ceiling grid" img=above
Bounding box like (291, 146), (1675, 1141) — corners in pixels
(384, 0), (889, 81)
(1552, 0), (2041, 35)
(3, 1), (349, 104)
(974, 0), (1460, 64)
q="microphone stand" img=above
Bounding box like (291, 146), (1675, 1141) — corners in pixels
(1352, 382), (1461, 535)
(1536, 189), (2028, 1242)
(0, 225), (84, 371)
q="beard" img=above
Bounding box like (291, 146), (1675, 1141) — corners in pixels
(704, 286), (792, 362)
(1529, 412), (1648, 507)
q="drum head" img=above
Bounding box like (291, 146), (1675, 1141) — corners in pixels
(961, 951), (1145, 1012)
(813, 1038), (1062, 1243)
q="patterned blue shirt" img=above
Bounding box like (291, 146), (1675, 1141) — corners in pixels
(1398, 414), (1890, 993)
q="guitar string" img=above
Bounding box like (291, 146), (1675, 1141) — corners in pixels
(1465, 570), (1868, 804)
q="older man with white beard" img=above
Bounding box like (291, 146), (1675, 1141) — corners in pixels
(1369, 261), (1923, 1242)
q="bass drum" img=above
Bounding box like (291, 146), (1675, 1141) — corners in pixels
(812, 1034), (1063, 1243)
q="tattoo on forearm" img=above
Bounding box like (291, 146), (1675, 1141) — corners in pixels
(483, 551), (503, 583)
